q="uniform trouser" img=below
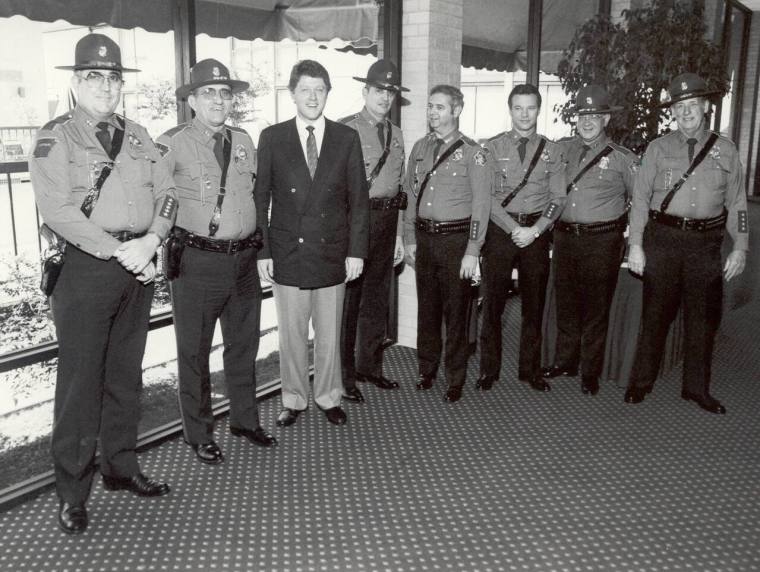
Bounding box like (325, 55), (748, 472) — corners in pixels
(341, 207), (397, 387)
(50, 246), (152, 505)
(629, 222), (724, 396)
(273, 282), (345, 411)
(415, 230), (473, 389)
(552, 229), (624, 378)
(480, 222), (551, 379)
(171, 246), (262, 446)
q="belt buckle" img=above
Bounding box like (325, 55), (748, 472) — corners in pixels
(571, 223), (582, 236)
(518, 213), (528, 225)
(679, 217), (691, 231)
(226, 240), (235, 255)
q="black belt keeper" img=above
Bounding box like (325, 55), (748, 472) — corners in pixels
(648, 209), (727, 232)
(177, 227), (260, 254)
(370, 192), (408, 211)
(415, 217), (470, 235)
(506, 211), (542, 226)
(555, 214), (627, 236)
(108, 230), (147, 242)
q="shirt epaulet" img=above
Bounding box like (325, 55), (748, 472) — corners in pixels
(338, 114), (358, 125)
(460, 135), (478, 146)
(162, 123), (191, 139)
(487, 132), (504, 142)
(41, 113), (73, 132)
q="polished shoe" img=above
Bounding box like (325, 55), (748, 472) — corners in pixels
(276, 408), (302, 427)
(342, 386), (365, 403)
(323, 406), (347, 425)
(681, 391), (726, 414)
(541, 365), (579, 378)
(416, 375), (434, 390)
(624, 386), (648, 404)
(581, 375), (599, 396)
(524, 376), (551, 392)
(356, 371), (400, 389)
(102, 473), (170, 497)
(476, 374), (498, 391)
(58, 501), (87, 535)
(444, 386), (463, 402)
(191, 441), (224, 465)
(230, 425), (278, 447)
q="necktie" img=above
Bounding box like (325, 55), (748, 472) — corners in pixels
(578, 144), (591, 165)
(212, 132), (225, 170)
(377, 121), (386, 147)
(306, 125), (318, 178)
(96, 122), (111, 156)
(687, 138), (697, 163)
(433, 137), (444, 160)
(518, 137), (529, 163)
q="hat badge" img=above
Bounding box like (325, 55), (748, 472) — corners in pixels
(98, 46), (107, 57)
(681, 81), (688, 90)
(586, 97), (593, 105)
(212, 66), (220, 77)
(386, 72), (392, 79)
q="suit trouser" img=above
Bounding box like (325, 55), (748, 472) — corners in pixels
(341, 207), (397, 387)
(415, 230), (473, 389)
(171, 246), (262, 446)
(629, 222), (724, 396)
(480, 221), (551, 379)
(552, 228), (624, 378)
(273, 282), (345, 410)
(50, 246), (151, 504)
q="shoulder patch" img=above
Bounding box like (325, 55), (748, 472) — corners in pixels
(155, 142), (171, 157)
(33, 137), (58, 158)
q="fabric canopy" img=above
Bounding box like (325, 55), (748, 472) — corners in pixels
(0, 0), (379, 43)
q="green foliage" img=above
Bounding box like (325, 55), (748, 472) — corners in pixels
(228, 68), (272, 127)
(137, 80), (177, 121)
(556, 0), (728, 153)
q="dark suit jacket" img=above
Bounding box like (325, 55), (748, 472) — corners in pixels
(255, 117), (369, 288)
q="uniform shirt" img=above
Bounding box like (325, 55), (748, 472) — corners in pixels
(30, 106), (176, 259)
(558, 134), (637, 224)
(157, 118), (257, 240)
(403, 129), (491, 256)
(485, 130), (565, 234)
(340, 107), (406, 236)
(629, 129), (748, 251)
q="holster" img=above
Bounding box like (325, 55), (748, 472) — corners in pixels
(39, 223), (67, 296)
(162, 228), (186, 280)
(252, 227), (264, 251)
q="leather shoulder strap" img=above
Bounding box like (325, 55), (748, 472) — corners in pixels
(500, 137), (547, 209)
(565, 144), (614, 195)
(367, 121), (393, 188)
(659, 132), (719, 213)
(416, 139), (465, 214)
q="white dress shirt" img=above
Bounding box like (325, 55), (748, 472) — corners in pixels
(295, 114), (326, 165)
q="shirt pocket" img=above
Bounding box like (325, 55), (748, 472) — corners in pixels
(493, 159), (510, 194)
(69, 146), (104, 193)
(176, 162), (206, 204)
(703, 160), (729, 190)
(125, 147), (154, 188)
(656, 157), (682, 191)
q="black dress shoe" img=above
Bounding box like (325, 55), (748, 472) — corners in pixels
(524, 376), (551, 392)
(276, 408), (302, 427)
(102, 473), (170, 497)
(356, 372), (399, 389)
(323, 406), (347, 425)
(416, 375), (434, 390)
(581, 375), (599, 395)
(476, 374), (498, 391)
(230, 426), (278, 447)
(191, 441), (224, 465)
(541, 365), (579, 378)
(681, 391), (726, 414)
(58, 501), (87, 535)
(444, 386), (463, 402)
(624, 386), (648, 404)
(342, 386), (365, 403)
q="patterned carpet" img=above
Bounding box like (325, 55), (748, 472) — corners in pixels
(1, 210), (759, 571)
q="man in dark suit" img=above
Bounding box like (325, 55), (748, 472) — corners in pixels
(255, 60), (369, 427)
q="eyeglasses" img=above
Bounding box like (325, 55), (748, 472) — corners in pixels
(80, 71), (123, 88)
(197, 87), (234, 101)
(580, 114), (605, 121)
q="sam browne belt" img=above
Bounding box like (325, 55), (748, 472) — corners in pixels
(415, 217), (470, 234)
(648, 210), (726, 232)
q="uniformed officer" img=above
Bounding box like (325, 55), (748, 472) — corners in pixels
(339, 60), (407, 403)
(624, 73), (748, 414)
(158, 59), (277, 466)
(30, 33), (176, 534)
(403, 84), (491, 403)
(477, 84), (566, 393)
(541, 85), (637, 395)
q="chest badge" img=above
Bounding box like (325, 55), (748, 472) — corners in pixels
(452, 148), (463, 162)
(599, 156), (610, 170)
(235, 144), (248, 163)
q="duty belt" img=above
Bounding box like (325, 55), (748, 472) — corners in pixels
(506, 211), (542, 226)
(177, 227), (259, 254)
(648, 210), (726, 232)
(415, 217), (470, 235)
(108, 230), (147, 242)
(370, 192), (408, 211)
(555, 214), (627, 236)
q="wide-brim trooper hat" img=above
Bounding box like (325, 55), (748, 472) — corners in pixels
(56, 33), (140, 73)
(175, 59), (249, 100)
(572, 85), (623, 115)
(353, 59), (409, 92)
(659, 72), (722, 107)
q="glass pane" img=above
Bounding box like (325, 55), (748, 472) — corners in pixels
(717, 6), (746, 139)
